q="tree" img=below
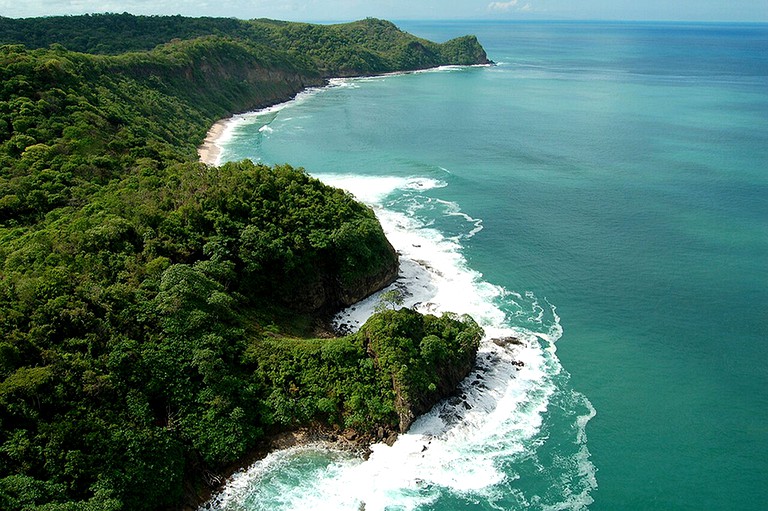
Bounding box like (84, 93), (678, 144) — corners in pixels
(375, 289), (404, 312)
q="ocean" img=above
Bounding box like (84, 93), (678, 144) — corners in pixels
(201, 21), (768, 510)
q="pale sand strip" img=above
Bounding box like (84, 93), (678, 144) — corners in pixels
(198, 118), (229, 165)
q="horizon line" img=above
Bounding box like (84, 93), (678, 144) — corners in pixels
(2, 12), (767, 24)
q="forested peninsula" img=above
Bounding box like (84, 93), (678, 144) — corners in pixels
(0, 14), (490, 510)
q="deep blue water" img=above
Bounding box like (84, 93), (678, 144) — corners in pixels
(207, 21), (768, 510)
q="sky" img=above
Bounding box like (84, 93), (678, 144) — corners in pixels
(1, 0), (766, 22)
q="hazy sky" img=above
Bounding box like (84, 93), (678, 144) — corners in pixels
(1, 0), (766, 22)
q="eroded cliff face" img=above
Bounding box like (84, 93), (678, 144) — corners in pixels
(281, 237), (400, 314)
(337, 240), (400, 307)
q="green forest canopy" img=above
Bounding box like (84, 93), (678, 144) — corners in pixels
(0, 14), (488, 511)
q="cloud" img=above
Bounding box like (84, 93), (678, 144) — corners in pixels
(487, 0), (531, 12)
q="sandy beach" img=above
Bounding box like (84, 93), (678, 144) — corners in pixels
(198, 118), (229, 165)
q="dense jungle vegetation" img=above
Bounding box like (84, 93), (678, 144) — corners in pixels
(0, 14), (488, 510)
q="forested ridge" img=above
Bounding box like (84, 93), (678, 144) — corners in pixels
(0, 14), (488, 510)
(0, 14), (490, 74)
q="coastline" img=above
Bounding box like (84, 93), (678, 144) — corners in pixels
(196, 64), (494, 167)
(189, 63), (497, 511)
(198, 118), (230, 165)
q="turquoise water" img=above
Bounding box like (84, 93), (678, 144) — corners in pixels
(207, 22), (768, 510)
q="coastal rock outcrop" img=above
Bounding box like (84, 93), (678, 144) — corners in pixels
(391, 338), (478, 432)
(359, 308), (483, 433)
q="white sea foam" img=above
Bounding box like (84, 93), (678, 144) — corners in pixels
(316, 173), (494, 332)
(311, 174), (436, 205)
(412, 64), (492, 74)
